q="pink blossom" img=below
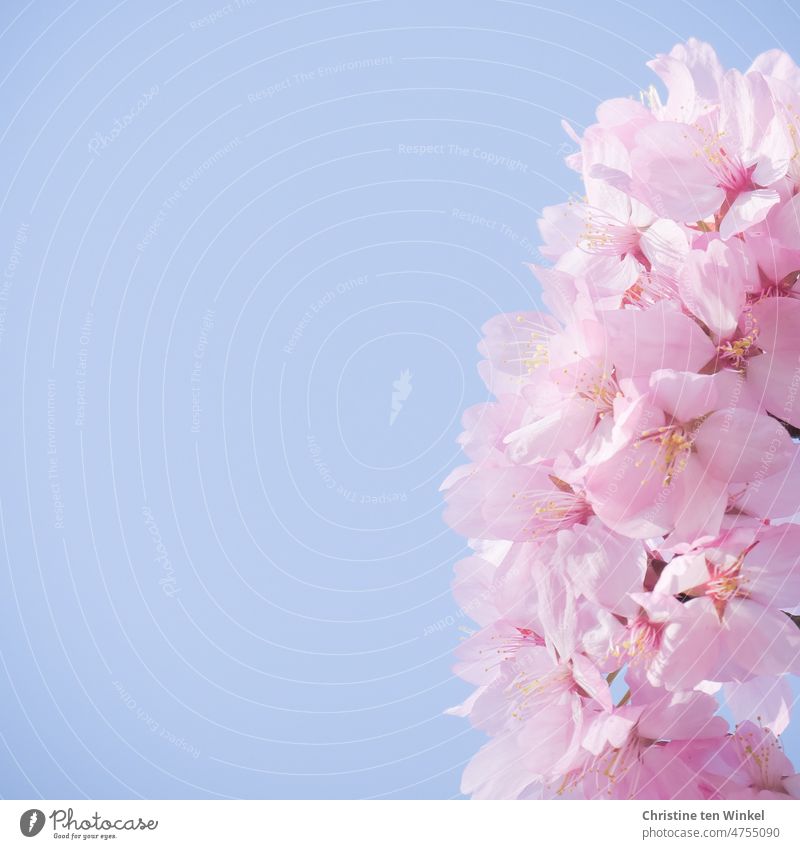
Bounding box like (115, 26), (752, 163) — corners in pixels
(652, 525), (800, 687)
(445, 38), (800, 799)
(584, 369), (792, 541)
(690, 722), (800, 799)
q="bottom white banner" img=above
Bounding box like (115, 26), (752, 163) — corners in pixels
(0, 799), (797, 848)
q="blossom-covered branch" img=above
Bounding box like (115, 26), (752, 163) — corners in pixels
(444, 39), (800, 800)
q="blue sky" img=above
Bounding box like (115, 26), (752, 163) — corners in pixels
(0, 0), (798, 799)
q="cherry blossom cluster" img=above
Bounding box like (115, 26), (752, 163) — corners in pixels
(443, 39), (800, 800)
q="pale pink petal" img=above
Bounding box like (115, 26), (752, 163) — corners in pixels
(595, 97), (655, 133)
(601, 301), (716, 380)
(733, 448), (800, 519)
(563, 521), (646, 617)
(646, 53), (697, 121)
(724, 676), (792, 735)
(639, 218), (689, 273)
(747, 296), (800, 426)
(657, 598), (723, 690)
(458, 396), (528, 463)
(504, 397), (596, 464)
(630, 122), (724, 220)
(679, 240), (747, 338)
(478, 311), (558, 377)
(537, 203), (584, 261)
(668, 459), (728, 547)
(439, 462), (474, 492)
(582, 709), (639, 756)
(655, 553), (708, 596)
(719, 69), (759, 153)
(571, 653), (613, 712)
(648, 369), (719, 421)
(741, 524), (800, 609)
(666, 38), (724, 104)
(533, 560), (577, 660)
(583, 384), (653, 466)
(749, 49), (800, 88)
(452, 556), (499, 626)
(461, 735), (536, 799)
(751, 117), (792, 187)
(585, 440), (675, 538)
(638, 690), (728, 740)
(751, 292), (800, 352)
(747, 353), (800, 429)
(723, 600), (800, 679)
(694, 409), (794, 483)
(719, 189), (780, 240)
(445, 688), (481, 718)
(767, 191), (800, 246)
